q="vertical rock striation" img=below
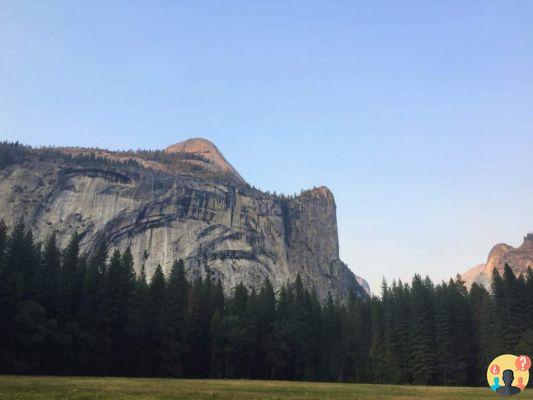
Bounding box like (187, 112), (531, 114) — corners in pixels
(0, 138), (367, 301)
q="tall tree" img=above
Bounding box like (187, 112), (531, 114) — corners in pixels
(80, 238), (109, 374)
(62, 232), (80, 317)
(186, 277), (211, 377)
(147, 264), (166, 376)
(161, 260), (189, 376)
(410, 275), (437, 385)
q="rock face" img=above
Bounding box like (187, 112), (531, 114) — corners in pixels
(165, 138), (245, 182)
(0, 139), (367, 301)
(461, 234), (533, 289)
(355, 276), (371, 296)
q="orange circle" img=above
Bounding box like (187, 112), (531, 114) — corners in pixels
(516, 355), (532, 372)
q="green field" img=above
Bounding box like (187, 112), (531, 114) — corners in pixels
(1, 376), (530, 400)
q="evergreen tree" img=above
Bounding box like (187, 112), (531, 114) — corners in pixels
(256, 278), (276, 379)
(103, 249), (131, 374)
(321, 293), (342, 380)
(37, 234), (63, 314)
(0, 221), (529, 385)
(367, 282), (387, 383)
(3, 219), (43, 373)
(525, 268), (533, 331)
(80, 238), (109, 374)
(209, 308), (226, 378)
(0, 220), (10, 371)
(161, 260), (189, 376)
(469, 282), (491, 385)
(501, 264), (526, 352)
(186, 276), (211, 377)
(129, 261), (150, 376)
(223, 283), (250, 378)
(62, 232), (81, 318)
(410, 275), (437, 384)
(147, 264), (166, 376)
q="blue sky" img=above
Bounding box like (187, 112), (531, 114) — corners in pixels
(1, 1), (532, 292)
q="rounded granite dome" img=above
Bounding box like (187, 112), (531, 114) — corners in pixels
(165, 138), (244, 183)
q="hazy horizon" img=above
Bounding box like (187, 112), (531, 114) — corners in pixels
(2, 1), (532, 292)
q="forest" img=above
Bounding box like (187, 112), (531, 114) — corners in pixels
(0, 219), (531, 386)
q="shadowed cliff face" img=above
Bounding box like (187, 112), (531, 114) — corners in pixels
(0, 139), (367, 301)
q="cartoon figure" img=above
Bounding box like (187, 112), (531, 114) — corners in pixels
(491, 377), (501, 391)
(517, 377), (526, 391)
(496, 369), (522, 395)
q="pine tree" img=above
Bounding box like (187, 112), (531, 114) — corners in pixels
(129, 261), (150, 376)
(224, 283), (250, 378)
(383, 280), (411, 383)
(516, 267), (533, 354)
(104, 249), (124, 374)
(321, 293), (341, 380)
(344, 293), (372, 382)
(525, 268), (533, 331)
(257, 278), (276, 379)
(62, 232), (80, 318)
(488, 268), (505, 357)
(1, 221), (529, 384)
(161, 260), (189, 377)
(209, 308), (226, 378)
(148, 264), (166, 376)
(271, 284), (292, 380)
(186, 277), (211, 377)
(367, 293), (386, 383)
(410, 275), (437, 384)
(469, 282), (491, 385)
(497, 265), (525, 352)
(452, 277), (475, 385)
(0, 220), (11, 371)
(80, 238), (109, 374)
(434, 278), (473, 385)
(3, 219), (44, 373)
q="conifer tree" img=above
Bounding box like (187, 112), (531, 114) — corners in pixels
(257, 277), (276, 379)
(129, 262), (150, 376)
(161, 260), (189, 376)
(209, 309), (226, 378)
(410, 275), (437, 384)
(147, 264), (166, 376)
(62, 232), (80, 318)
(0, 222), (527, 384)
(81, 238), (109, 374)
(186, 277), (211, 377)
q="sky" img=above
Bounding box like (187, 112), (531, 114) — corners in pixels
(1, 1), (532, 292)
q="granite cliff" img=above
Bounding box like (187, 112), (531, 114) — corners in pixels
(0, 138), (368, 300)
(461, 234), (533, 289)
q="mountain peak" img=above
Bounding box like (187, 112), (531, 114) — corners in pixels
(523, 233), (533, 245)
(165, 138), (244, 183)
(165, 137), (217, 153)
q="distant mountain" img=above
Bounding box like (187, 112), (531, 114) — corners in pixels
(0, 139), (367, 301)
(461, 234), (533, 289)
(355, 275), (371, 296)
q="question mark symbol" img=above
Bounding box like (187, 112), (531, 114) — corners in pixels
(491, 364), (500, 374)
(516, 355), (531, 371)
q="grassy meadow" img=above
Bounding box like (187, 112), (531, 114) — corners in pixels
(0, 375), (529, 400)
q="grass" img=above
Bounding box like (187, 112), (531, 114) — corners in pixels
(0, 375), (530, 400)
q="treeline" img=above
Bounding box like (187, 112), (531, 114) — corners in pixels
(0, 140), (210, 171)
(0, 141), (240, 186)
(0, 141), (140, 170)
(0, 221), (532, 385)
